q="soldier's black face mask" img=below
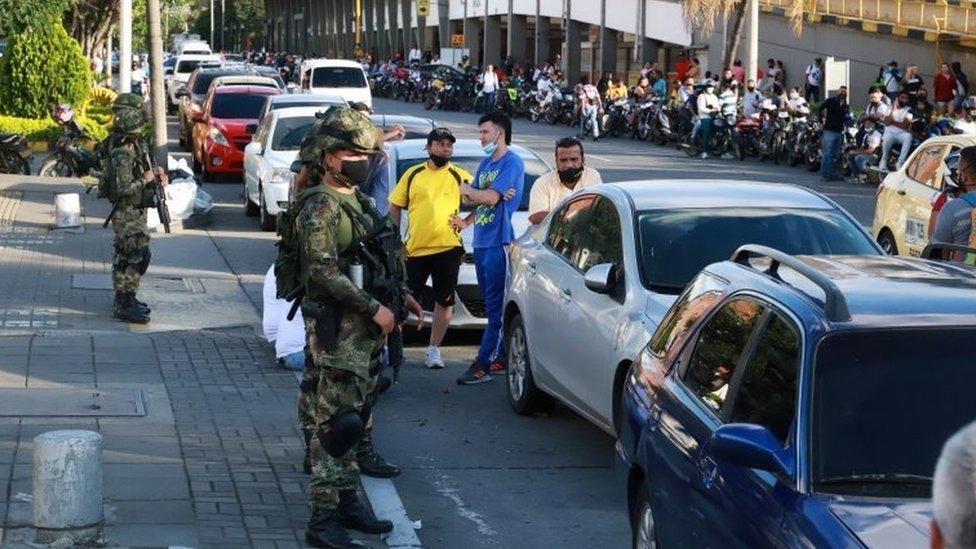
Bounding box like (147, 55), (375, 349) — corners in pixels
(330, 157), (371, 188)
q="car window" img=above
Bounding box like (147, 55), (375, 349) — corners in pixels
(546, 196), (598, 261)
(312, 67), (367, 88)
(683, 298), (766, 415)
(255, 116), (273, 146)
(572, 197), (623, 273)
(728, 312), (799, 443)
(905, 145), (947, 189)
(271, 116), (315, 151)
(649, 272), (727, 361)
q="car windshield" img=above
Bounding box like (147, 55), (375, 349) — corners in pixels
(176, 60), (204, 74)
(271, 116), (315, 151)
(812, 328), (976, 498)
(396, 154), (548, 211)
(635, 208), (877, 293)
(270, 102), (338, 113)
(211, 94), (268, 119)
(312, 67), (367, 88)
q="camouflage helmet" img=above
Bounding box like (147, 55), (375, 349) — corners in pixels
(298, 107), (381, 168)
(112, 93), (146, 134)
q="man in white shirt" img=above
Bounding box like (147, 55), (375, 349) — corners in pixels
(863, 86), (892, 121)
(408, 44), (422, 64)
(482, 65), (499, 114)
(847, 116), (882, 178)
(261, 265), (306, 371)
(880, 91), (915, 170)
(805, 58), (822, 102)
(742, 80), (764, 118)
(528, 137), (603, 224)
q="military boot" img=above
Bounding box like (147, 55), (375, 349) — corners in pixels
(113, 292), (150, 324)
(357, 450), (401, 479)
(132, 295), (150, 314)
(303, 429), (313, 474)
(337, 490), (393, 534)
(305, 507), (362, 548)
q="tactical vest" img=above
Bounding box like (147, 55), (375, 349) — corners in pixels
(95, 133), (148, 205)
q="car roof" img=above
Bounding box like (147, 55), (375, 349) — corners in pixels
(269, 93), (347, 105)
(388, 139), (546, 164)
(211, 75), (277, 87)
(709, 253), (976, 328)
(270, 106), (333, 120)
(303, 59), (363, 69)
(608, 180), (835, 211)
(177, 53), (220, 61)
(213, 85), (281, 95)
(370, 114), (435, 129)
(914, 135), (976, 148)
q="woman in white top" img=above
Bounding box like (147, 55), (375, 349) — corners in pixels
(696, 82), (721, 159)
(482, 65), (499, 114)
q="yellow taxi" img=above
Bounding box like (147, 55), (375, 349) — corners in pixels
(872, 135), (976, 256)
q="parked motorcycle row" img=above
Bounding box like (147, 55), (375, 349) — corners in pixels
(0, 109), (101, 178)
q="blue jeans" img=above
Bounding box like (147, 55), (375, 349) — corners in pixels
(483, 91), (496, 113)
(474, 245), (507, 371)
(279, 350), (305, 371)
(699, 118), (713, 153)
(820, 130), (843, 178)
(580, 105), (600, 138)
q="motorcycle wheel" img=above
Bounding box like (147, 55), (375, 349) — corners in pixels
(423, 96), (435, 110)
(529, 110), (540, 123)
(39, 155), (73, 177)
(638, 125), (650, 141)
(772, 134), (786, 165)
(682, 136), (700, 158)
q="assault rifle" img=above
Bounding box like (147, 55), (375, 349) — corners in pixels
(143, 150), (171, 234)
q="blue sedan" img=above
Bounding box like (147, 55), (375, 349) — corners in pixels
(619, 244), (976, 548)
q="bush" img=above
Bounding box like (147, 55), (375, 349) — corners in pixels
(0, 24), (92, 119)
(0, 114), (108, 143)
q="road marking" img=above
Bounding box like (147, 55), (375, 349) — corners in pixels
(362, 476), (424, 548)
(587, 154), (612, 162)
(433, 473), (497, 541)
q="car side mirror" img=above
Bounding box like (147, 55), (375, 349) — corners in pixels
(708, 424), (794, 477)
(164, 68), (173, 76)
(175, 90), (189, 99)
(189, 110), (204, 123)
(584, 263), (616, 294)
(244, 141), (263, 156)
(245, 123), (258, 134)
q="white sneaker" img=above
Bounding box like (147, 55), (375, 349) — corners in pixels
(425, 345), (445, 369)
(700, 152), (708, 159)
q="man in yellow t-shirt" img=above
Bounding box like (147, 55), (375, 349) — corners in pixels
(389, 128), (473, 369)
(606, 78), (629, 101)
(528, 137), (603, 225)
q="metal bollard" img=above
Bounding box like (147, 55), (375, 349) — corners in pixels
(54, 193), (82, 229)
(32, 430), (103, 543)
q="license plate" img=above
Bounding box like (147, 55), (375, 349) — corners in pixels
(905, 217), (926, 244)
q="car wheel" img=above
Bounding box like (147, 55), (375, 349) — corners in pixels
(244, 187), (259, 217)
(631, 484), (657, 549)
(878, 230), (898, 256)
(506, 315), (555, 415)
(259, 190), (277, 231)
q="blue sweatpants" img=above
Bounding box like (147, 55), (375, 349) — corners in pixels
(474, 245), (507, 371)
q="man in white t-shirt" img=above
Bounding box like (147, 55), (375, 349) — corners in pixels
(805, 58), (823, 102)
(847, 117), (882, 178)
(408, 44), (422, 64)
(880, 91), (915, 170)
(742, 80), (764, 118)
(262, 265), (306, 371)
(528, 137), (602, 224)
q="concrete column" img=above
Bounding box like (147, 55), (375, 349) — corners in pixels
(388, 0), (401, 58)
(401, 0), (414, 55)
(745, 0), (758, 87)
(598, 0), (616, 75)
(376, 0), (388, 59)
(437, 0), (450, 55)
(507, 13), (527, 63)
(119, 0), (132, 92)
(343, 0), (353, 57)
(534, 15), (549, 65)
(483, 14), (501, 68)
(564, 19), (582, 85)
(464, 17), (482, 68)
(364, 0), (374, 53)
(33, 431), (103, 544)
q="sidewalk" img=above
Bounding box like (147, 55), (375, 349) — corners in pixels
(0, 174), (384, 548)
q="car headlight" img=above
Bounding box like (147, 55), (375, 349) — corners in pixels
(268, 167), (293, 185)
(208, 126), (229, 147)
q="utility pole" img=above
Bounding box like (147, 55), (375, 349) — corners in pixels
(120, 0), (132, 92)
(355, 0), (362, 49)
(147, 0), (168, 165)
(210, 0), (215, 47)
(745, 0), (758, 87)
(220, 0), (226, 52)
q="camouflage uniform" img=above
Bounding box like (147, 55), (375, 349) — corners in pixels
(99, 94), (155, 323)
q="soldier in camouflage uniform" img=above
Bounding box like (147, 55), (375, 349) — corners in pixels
(98, 93), (167, 324)
(290, 107), (422, 548)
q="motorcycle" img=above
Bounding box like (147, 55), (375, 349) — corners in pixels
(734, 116), (763, 160)
(604, 98), (631, 138)
(0, 133), (31, 175)
(38, 117), (99, 178)
(648, 98), (676, 145)
(758, 103), (791, 164)
(709, 113), (741, 159)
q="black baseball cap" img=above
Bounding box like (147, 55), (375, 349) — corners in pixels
(427, 127), (456, 144)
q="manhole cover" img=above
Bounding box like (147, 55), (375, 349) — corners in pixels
(0, 388), (146, 417)
(72, 274), (205, 293)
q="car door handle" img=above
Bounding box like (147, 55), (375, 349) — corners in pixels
(560, 288), (572, 302)
(525, 261), (537, 275)
(699, 456), (719, 490)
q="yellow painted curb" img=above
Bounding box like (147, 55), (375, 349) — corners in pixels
(862, 21), (878, 31)
(892, 25), (910, 36)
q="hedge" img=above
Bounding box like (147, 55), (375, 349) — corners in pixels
(0, 114), (108, 143)
(0, 23), (91, 118)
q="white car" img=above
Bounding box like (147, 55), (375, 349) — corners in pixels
(385, 139), (551, 329)
(502, 180), (883, 435)
(298, 59), (372, 109)
(167, 53), (221, 108)
(256, 92), (349, 123)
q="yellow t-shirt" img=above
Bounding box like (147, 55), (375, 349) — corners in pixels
(389, 161), (474, 257)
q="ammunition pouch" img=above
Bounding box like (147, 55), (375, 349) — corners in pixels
(302, 301), (341, 353)
(317, 411), (365, 458)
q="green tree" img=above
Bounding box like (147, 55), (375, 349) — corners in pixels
(0, 23), (92, 118)
(0, 0), (71, 35)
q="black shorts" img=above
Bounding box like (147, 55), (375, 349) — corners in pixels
(406, 247), (463, 307)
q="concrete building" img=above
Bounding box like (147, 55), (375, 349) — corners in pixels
(263, 0), (976, 93)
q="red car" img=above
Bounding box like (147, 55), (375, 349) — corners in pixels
(191, 85), (281, 180)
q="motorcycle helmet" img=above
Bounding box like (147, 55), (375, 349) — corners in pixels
(944, 149), (961, 189)
(53, 104), (73, 125)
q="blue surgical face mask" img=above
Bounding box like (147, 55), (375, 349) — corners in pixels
(483, 142), (498, 156)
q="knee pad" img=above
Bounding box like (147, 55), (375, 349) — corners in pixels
(316, 411), (364, 459)
(135, 248), (151, 275)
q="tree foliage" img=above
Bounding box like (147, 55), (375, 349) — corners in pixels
(0, 0), (72, 34)
(0, 23), (92, 118)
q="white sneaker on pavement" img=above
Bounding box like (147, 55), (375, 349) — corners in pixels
(425, 345), (445, 369)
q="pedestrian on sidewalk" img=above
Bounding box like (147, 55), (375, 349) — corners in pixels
(528, 137), (603, 225)
(818, 86), (849, 181)
(451, 112), (525, 385)
(389, 128), (473, 370)
(96, 93), (167, 324)
(482, 64), (499, 114)
(283, 108), (423, 548)
(805, 58), (823, 103)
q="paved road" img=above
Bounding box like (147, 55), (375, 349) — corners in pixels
(173, 97), (880, 548)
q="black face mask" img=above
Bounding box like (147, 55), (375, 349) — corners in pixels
(429, 154), (449, 168)
(332, 158), (371, 188)
(558, 166), (584, 184)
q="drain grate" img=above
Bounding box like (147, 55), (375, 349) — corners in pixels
(72, 274), (206, 293)
(0, 388), (146, 417)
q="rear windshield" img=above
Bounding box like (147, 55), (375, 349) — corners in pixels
(635, 208), (878, 293)
(211, 94), (268, 119)
(270, 102), (338, 113)
(271, 116), (315, 151)
(812, 328), (976, 498)
(177, 60), (204, 74)
(312, 67), (367, 88)
(193, 73), (224, 94)
(395, 154), (548, 211)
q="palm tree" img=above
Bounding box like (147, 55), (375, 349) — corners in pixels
(683, 0), (805, 71)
